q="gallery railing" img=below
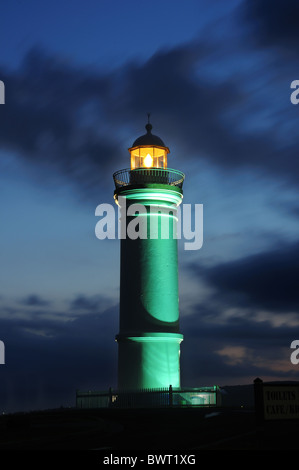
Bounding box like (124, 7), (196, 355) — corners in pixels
(113, 168), (185, 190)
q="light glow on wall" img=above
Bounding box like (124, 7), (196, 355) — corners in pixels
(116, 186), (184, 389)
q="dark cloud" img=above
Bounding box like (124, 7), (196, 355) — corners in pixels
(20, 294), (50, 307)
(0, 49), (120, 200)
(69, 294), (111, 312)
(180, 304), (297, 387)
(243, 0), (299, 48)
(0, 304), (118, 412)
(1, 27), (299, 203)
(190, 240), (299, 313)
(0, 291), (296, 413)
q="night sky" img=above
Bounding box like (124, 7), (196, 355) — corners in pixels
(1, 0), (299, 413)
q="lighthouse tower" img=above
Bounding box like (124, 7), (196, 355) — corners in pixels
(113, 119), (185, 390)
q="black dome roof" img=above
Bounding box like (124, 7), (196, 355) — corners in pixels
(130, 122), (168, 149)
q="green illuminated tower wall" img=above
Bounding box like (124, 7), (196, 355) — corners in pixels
(114, 185), (183, 390)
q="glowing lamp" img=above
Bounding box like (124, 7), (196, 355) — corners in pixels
(129, 119), (169, 170)
(144, 153), (153, 168)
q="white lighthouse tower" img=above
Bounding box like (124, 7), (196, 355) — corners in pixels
(113, 119), (185, 390)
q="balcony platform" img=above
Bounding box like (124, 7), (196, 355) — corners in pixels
(113, 168), (185, 190)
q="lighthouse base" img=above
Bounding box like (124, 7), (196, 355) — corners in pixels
(116, 332), (183, 390)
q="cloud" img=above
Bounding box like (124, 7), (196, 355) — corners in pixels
(1, 15), (299, 204)
(216, 346), (248, 366)
(0, 303), (118, 412)
(69, 294), (107, 312)
(189, 240), (299, 313)
(20, 294), (50, 307)
(0, 269), (297, 412)
(180, 307), (298, 387)
(242, 0), (299, 49)
(0, 48), (121, 200)
(180, 237), (299, 385)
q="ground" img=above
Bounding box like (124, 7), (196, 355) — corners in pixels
(0, 405), (297, 452)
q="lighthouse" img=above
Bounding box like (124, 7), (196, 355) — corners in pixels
(113, 118), (185, 390)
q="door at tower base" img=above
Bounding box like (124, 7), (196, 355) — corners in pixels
(116, 332), (183, 390)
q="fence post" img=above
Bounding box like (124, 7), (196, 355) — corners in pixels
(254, 377), (264, 425)
(169, 385), (173, 407)
(109, 387), (113, 408)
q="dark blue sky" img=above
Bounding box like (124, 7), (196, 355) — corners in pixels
(1, 0), (299, 412)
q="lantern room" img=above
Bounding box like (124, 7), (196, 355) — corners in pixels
(129, 120), (169, 170)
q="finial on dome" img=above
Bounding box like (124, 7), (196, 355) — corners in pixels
(130, 115), (168, 149)
(145, 112), (152, 133)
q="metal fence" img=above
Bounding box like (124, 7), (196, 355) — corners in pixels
(76, 385), (220, 409)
